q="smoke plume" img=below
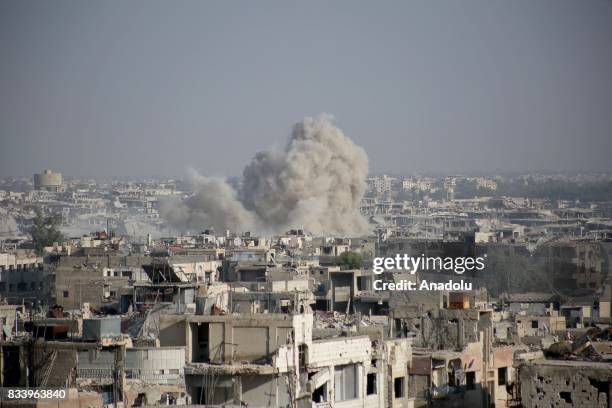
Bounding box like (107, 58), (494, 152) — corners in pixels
(162, 114), (369, 235)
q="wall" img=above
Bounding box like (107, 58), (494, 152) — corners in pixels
(515, 315), (566, 337)
(519, 360), (611, 408)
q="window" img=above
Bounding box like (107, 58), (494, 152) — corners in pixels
(357, 277), (367, 291)
(498, 367), (507, 386)
(449, 371), (456, 387)
(196, 323), (210, 362)
(63, 290), (69, 298)
(531, 320), (538, 329)
(559, 391), (572, 404)
(367, 373), (377, 395)
(394, 377), (405, 398)
(312, 383), (327, 403)
(334, 364), (358, 401)
(466, 372), (476, 390)
(298, 344), (307, 367)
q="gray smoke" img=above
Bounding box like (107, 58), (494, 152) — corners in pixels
(162, 114), (369, 235)
(160, 172), (255, 233)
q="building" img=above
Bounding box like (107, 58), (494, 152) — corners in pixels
(368, 175), (394, 196)
(33, 169), (63, 192)
(0, 251), (46, 305)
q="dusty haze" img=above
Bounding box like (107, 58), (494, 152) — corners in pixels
(1, 1), (611, 178)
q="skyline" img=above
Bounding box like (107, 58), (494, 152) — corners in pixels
(1, 1), (611, 178)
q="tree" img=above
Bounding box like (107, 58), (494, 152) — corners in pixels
(336, 251), (363, 269)
(29, 207), (63, 255)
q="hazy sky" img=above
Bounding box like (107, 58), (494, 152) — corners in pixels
(1, 1), (611, 178)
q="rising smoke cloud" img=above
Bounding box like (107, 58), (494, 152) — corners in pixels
(162, 114), (369, 235)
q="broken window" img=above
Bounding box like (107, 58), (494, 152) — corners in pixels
(312, 383), (327, 403)
(367, 373), (377, 395)
(394, 377), (405, 398)
(449, 371), (456, 387)
(466, 372), (476, 390)
(531, 320), (538, 329)
(194, 387), (206, 404)
(63, 290), (69, 298)
(498, 367), (507, 386)
(588, 378), (609, 397)
(334, 364), (358, 401)
(196, 323), (209, 362)
(559, 391), (572, 404)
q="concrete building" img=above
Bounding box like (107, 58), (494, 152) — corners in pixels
(368, 175), (394, 196)
(33, 169), (63, 192)
(0, 338), (187, 407)
(515, 315), (566, 338)
(159, 312), (313, 406)
(51, 254), (149, 311)
(539, 241), (605, 294)
(157, 311), (415, 407)
(0, 251), (47, 305)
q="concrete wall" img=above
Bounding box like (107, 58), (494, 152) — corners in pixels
(516, 315), (566, 337)
(519, 360), (611, 408)
(126, 347), (185, 371)
(159, 317), (187, 347)
(309, 336), (371, 368)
